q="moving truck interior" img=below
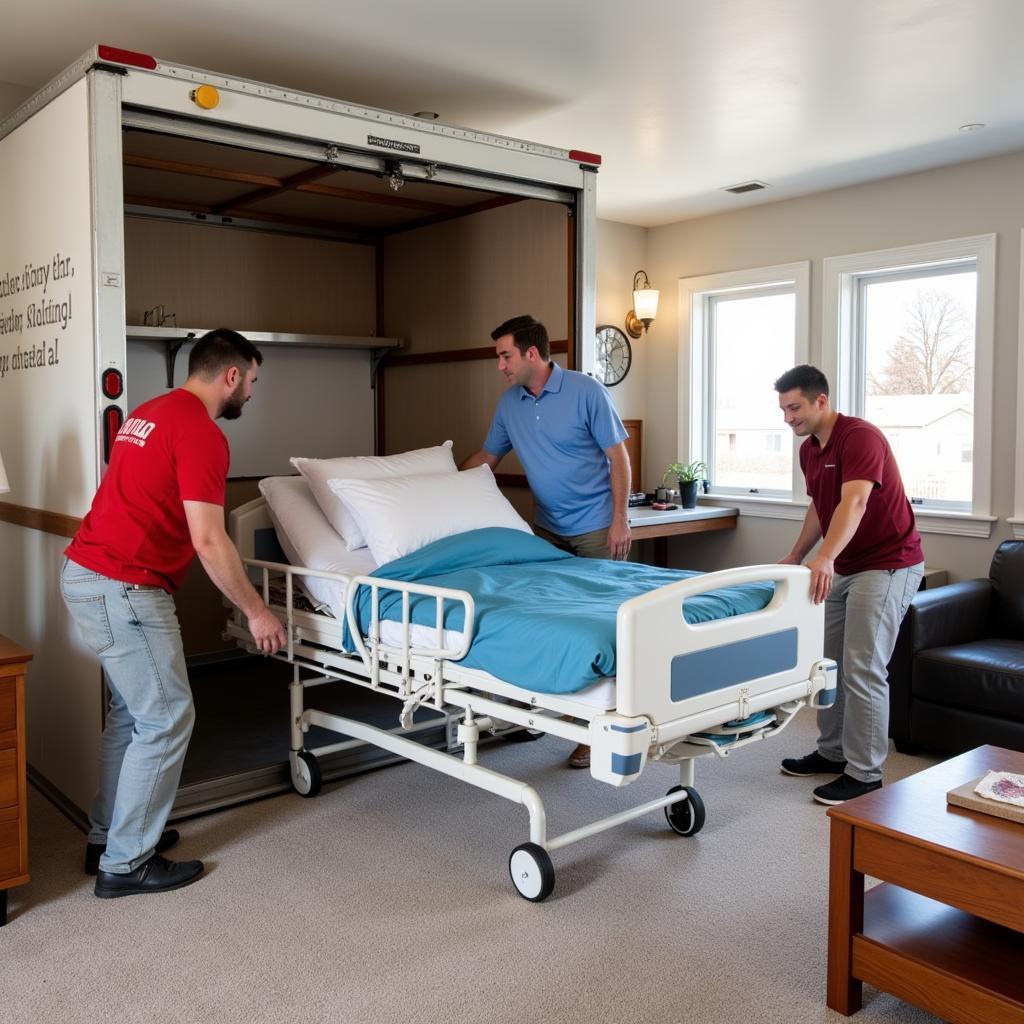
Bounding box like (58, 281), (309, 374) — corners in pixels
(0, 48), (598, 819)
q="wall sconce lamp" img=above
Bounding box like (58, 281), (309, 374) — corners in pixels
(625, 270), (659, 338)
(0, 450), (9, 496)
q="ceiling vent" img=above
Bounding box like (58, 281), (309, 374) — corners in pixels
(723, 180), (769, 195)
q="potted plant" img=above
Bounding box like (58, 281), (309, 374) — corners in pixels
(663, 460), (708, 509)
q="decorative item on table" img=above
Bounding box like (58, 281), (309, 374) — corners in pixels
(663, 461), (708, 509)
(946, 770), (1024, 824)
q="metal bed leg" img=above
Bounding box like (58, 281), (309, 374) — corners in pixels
(289, 664), (305, 753)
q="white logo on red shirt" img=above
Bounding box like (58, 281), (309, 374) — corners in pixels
(116, 417), (157, 448)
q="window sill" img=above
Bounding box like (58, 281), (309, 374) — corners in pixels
(912, 510), (996, 538)
(699, 494), (808, 521)
(1007, 517), (1024, 540)
(698, 496), (997, 536)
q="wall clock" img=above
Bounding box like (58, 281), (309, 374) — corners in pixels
(595, 324), (632, 386)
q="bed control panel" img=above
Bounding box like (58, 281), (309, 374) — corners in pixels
(808, 658), (838, 709)
(589, 713), (652, 786)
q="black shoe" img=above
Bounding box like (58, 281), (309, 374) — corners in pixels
(84, 829), (180, 876)
(94, 853), (204, 899)
(812, 773), (883, 806)
(780, 751), (847, 777)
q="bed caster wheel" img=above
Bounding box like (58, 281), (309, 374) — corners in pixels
(665, 785), (705, 837)
(291, 750), (322, 798)
(509, 843), (555, 902)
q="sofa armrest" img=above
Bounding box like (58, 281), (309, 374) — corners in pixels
(904, 579), (992, 653)
(887, 579), (991, 747)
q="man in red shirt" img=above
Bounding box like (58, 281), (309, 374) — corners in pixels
(774, 365), (924, 805)
(61, 329), (286, 897)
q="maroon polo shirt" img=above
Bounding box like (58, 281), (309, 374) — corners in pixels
(800, 414), (924, 575)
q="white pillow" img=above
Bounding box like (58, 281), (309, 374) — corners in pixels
(257, 476), (377, 614)
(326, 464), (531, 565)
(291, 442), (457, 550)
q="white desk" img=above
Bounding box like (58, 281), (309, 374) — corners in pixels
(627, 505), (739, 566)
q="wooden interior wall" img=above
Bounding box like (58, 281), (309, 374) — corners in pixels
(378, 199), (571, 475)
(124, 218), (376, 334)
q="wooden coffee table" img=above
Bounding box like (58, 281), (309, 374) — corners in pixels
(826, 745), (1024, 1023)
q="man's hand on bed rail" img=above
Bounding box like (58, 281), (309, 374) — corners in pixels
(247, 605), (287, 655)
(804, 552), (835, 604)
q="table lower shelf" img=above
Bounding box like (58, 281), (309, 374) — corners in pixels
(854, 883), (1024, 1023)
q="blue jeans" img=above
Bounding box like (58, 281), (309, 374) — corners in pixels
(60, 558), (195, 873)
(817, 563), (924, 783)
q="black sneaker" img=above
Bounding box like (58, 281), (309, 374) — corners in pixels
(84, 829), (180, 876)
(780, 751), (847, 777)
(94, 854), (204, 899)
(812, 773), (882, 806)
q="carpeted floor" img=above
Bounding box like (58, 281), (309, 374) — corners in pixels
(1, 713), (946, 1024)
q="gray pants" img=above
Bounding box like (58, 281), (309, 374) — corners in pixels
(817, 563), (924, 783)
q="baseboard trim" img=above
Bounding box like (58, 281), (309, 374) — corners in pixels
(28, 765), (89, 833)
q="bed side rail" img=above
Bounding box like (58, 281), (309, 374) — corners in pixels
(615, 563), (824, 724)
(345, 574), (475, 700)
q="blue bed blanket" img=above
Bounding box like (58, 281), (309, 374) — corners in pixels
(346, 528), (773, 695)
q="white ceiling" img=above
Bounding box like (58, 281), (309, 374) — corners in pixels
(5, 0), (1024, 226)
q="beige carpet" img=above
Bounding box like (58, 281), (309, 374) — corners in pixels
(1, 713), (946, 1024)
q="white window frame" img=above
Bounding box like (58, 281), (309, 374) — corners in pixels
(822, 235), (996, 538)
(679, 261), (810, 519)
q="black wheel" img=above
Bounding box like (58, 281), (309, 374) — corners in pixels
(664, 785), (705, 837)
(292, 750), (322, 798)
(501, 727), (545, 744)
(508, 842), (555, 902)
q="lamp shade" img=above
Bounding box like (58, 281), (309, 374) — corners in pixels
(0, 451), (8, 495)
(632, 287), (659, 323)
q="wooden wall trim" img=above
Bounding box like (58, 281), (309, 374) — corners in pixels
(0, 502), (81, 539)
(386, 339), (569, 368)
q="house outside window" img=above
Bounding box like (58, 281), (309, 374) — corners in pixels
(680, 262), (810, 508)
(823, 235), (995, 536)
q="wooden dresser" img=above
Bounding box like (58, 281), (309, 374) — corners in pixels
(0, 636), (31, 926)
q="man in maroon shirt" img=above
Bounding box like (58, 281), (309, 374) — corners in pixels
(774, 365), (924, 805)
(61, 329), (286, 897)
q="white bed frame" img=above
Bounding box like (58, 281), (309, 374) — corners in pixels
(226, 497), (837, 901)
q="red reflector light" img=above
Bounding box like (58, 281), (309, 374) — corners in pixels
(569, 149), (602, 167)
(102, 368), (123, 399)
(103, 405), (124, 464)
(98, 45), (158, 71)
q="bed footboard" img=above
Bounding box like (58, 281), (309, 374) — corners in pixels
(616, 563), (830, 729)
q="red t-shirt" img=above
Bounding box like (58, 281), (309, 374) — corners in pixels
(66, 389), (229, 591)
(800, 414), (924, 575)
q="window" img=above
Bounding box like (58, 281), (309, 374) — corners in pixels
(823, 235), (995, 535)
(680, 262), (810, 506)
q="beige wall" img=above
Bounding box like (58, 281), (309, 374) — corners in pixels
(596, 217), (649, 425)
(596, 149), (1024, 581)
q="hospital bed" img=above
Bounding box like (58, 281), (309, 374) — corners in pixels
(225, 490), (836, 901)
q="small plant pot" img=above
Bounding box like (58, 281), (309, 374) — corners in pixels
(679, 480), (699, 509)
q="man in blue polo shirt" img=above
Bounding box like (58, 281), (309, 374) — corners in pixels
(462, 314), (632, 769)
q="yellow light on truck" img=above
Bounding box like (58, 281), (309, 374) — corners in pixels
(190, 85), (220, 110)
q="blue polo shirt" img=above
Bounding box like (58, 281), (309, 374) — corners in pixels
(483, 363), (627, 536)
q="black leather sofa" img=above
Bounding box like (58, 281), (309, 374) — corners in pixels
(888, 540), (1024, 756)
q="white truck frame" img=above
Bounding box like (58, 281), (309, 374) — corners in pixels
(0, 44), (600, 815)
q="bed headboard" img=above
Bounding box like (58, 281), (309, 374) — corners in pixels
(229, 496), (288, 564)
